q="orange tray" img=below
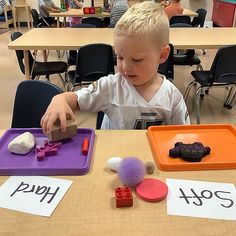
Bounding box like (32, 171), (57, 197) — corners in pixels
(147, 124), (236, 171)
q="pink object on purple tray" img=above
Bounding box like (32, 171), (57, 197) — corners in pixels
(36, 140), (62, 161)
(0, 128), (95, 175)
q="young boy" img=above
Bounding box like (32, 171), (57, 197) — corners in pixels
(41, 2), (190, 132)
(164, 0), (183, 19)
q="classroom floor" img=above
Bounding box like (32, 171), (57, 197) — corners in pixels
(0, 27), (235, 130)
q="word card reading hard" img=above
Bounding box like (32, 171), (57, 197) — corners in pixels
(0, 176), (73, 217)
(166, 178), (236, 221)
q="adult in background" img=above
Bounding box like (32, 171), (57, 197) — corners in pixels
(38, 0), (61, 27)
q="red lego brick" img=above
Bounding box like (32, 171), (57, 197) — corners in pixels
(115, 187), (133, 208)
(89, 7), (95, 14)
(83, 7), (90, 14)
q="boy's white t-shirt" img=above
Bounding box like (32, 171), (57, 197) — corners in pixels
(75, 73), (190, 129)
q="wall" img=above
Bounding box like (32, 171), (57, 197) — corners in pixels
(12, 0), (213, 24)
(182, 0), (212, 21)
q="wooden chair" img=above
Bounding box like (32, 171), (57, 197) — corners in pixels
(12, 0), (33, 28)
(0, 5), (14, 29)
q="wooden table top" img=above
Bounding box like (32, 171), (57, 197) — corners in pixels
(49, 8), (110, 18)
(49, 7), (196, 18)
(182, 8), (198, 17)
(0, 129), (236, 235)
(8, 27), (236, 50)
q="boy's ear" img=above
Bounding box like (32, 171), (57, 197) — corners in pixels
(158, 45), (170, 64)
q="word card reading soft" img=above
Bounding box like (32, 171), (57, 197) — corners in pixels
(166, 178), (236, 221)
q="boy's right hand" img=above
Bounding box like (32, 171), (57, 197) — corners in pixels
(41, 94), (75, 134)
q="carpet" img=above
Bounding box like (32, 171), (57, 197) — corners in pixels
(0, 29), (8, 35)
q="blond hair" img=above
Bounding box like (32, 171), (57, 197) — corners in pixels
(114, 1), (169, 47)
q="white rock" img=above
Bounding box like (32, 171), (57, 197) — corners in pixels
(8, 132), (35, 155)
(107, 157), (122, 172)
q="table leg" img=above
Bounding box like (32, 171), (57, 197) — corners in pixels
(12, 7), (17, 28)
(57, 17), (60, 28)
(63, 17), (66, 27)
(43, 50), (48, 62)
(23, 50), (30, 80)
(25, 6), (31, 28)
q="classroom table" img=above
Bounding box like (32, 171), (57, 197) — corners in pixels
(0, 129), (235, 235)
(8, 27), (236, 80)
(182, 8), (198, 17)
(50, 9), (111, 27)
(50, 8), (197, 27)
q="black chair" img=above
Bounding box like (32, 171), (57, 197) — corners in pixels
(31, 8), (49, 28)
(11, 80), (63, 128)
(158, 43), (174, 81)
(191, 8), (207, 55)
(11, 32), (67, 86)
(67, 43), (115, 91)
(96, 111), (105, 129)
(71, 23), (95, 28)
(67, 23), (96, 66)
(169, 15), (191, 25)
(81, 17), (104, 27)
(191, 8), (207, 28)
(170, 23), (203, 71)
(184, 45), (236, 124)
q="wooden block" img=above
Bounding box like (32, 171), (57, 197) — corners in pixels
(47, 119), (77, 142)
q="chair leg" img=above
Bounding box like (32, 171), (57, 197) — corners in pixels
(59, 74), (67, 87)
(196, 64), (203, 71)
(225, 85), (236, 109)
(224, 86), (234, 107)
(184, 80), (197, 101)
(45, 75), (50, 82)
(195, 87), (203, 124)
(228, 90), (236, 108)
(66, 82), (74, 92)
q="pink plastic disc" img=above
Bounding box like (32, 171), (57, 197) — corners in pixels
(136, 178), (168, 202)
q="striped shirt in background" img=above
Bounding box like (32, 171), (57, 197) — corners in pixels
(110, 0), (129, 27)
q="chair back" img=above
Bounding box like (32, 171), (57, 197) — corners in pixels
(75, 43), (115, 83)
(68, 23), (96, 65)
(96, 111), (105, 129)
(170, 15), (191, 25)
(170, 23), (195, 58)
(31, 9), (40, 28)
(191, 8), (207, 27)
(11, 80), (63, 128)
(10, 32), (34, 76)
(210, 45), (236, 83)
(71, 23), (96, 28)
(158, 43), (174, 81)
(81, 17), (103, 27)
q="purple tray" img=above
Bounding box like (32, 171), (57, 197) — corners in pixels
(0, 128), (95, 176)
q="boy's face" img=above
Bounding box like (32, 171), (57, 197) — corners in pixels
(114, 34), (168, 87)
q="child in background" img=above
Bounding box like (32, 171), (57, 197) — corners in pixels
(164, 0), (183, 19)
(41, 2), (190, 132)
(69, 0), (83, 26)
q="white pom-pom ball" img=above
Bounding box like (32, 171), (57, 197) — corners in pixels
(107, 156), (122, 172)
